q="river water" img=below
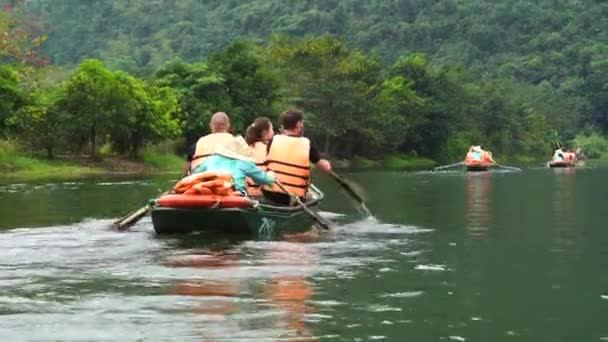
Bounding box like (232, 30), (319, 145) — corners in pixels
(0, 168), (607, 341)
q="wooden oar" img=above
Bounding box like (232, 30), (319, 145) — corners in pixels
(274, 181), (333, 230)
(433, 161), (464, 171)
(329, 171), (372, 217)
(112, 190), (170, 231)
(493, 163), (522, 172)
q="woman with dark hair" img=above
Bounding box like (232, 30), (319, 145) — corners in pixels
(245, 117), (274, 196)
(245, 117), (274, 146)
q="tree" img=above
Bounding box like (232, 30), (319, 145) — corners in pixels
(270, 35), (381, 155)
(107, 73), (181, 157)
(154, 58), (229, 144)
(0, 4), (49, 65)
(209, 39), (281, 133)
(9, 89), (62, 159)
(0, 65), (26, 135)
(57, 59), (117, 157)
(58, 59), (181, 158)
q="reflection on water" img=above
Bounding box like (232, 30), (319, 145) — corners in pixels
(166, 232), (319, 340)
(465, 172), (492, 237)
(2, 171), (608, 341)
(0, 212), (430, 341)
(551, 167), (579, 256)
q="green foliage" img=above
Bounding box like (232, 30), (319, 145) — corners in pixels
(154, 58), (228, 143)
(383, 154), (436, 171)
(271, 35), (381, 155)
(573, 133), (608, 160)
(209, 39), (281, 133)
(154, 41), (282, 145)
(350, 156), (381, 170)
(0, 139), (98, 180)
(2, 0), (608, 168)
(141, 144), (184, 171)
(9, 97), (62, 159)
(0, 65), (27, 134)
(0, 6), (49, 65)
(58, 59), (181, 157)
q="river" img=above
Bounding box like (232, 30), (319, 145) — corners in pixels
(1, 168), (607, 341)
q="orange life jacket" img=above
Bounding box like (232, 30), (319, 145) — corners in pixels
(265, 135), (311, 197)
(246, 141), (268, 197)
(465, 149), (492, 165)
(190, 133), (234, 169)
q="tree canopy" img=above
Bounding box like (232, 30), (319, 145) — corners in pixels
(0, 0), (606, 163)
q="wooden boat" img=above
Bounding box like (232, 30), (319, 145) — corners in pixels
(548, 160), (575, 168)
(464, 146), (493, 172)
(465, 160), (491, 172)
(150, 185), (324, 237)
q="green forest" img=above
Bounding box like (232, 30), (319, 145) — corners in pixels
(1, 0), (607, 174)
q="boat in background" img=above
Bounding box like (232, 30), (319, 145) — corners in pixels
(464, 145), (495, 172)
(548, 149), (577, 168)
(548, 160), (576, 168)
(465, 160), (492, 172)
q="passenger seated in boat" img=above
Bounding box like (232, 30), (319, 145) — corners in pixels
(262, 108), (332, 205)
(245, 117), (274, 196)
(191, 136), (275, 196)
(482, 150), (495, 164)
(185, 112), (235, 175)
(466, 145), (483, 162)
(465, 145), (495, 165)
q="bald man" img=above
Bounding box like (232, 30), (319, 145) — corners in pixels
(184, 112), (234, 174)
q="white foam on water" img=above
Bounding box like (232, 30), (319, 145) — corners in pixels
(365, 304), (402, 312)
(96, 181), (149, 186)
(415, 264), (448, 271)
(378, 291), (424, 298)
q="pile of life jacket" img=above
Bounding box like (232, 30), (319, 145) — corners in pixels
(172, 171), (241, 196)
(157, 171), (253, 208)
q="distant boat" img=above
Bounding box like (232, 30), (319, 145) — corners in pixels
(464, 146), (494, 172)
(465, 160), (492, 172)
(548, 160), (576, 168)
(548, 151), (577, 168)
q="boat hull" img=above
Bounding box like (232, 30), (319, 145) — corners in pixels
(549, 161), (575, 168)
(466, 165), (490, 172)
(151, 186), (324, 237)
(151, 205), (316, 237)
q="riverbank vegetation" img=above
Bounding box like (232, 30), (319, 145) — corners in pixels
(1, 1), (607, 176)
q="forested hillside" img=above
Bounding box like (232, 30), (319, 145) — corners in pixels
(1, 0), (607, 169)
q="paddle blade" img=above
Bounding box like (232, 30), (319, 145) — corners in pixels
(112, 206), (150, 231)
(275, 180), (334, 230)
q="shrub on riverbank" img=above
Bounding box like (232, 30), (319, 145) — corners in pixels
(0, 139), (187, 182)
(383, 154), (436, 171)
(141, 144), (184, 171)
(573, 133), (608, 160)
(0, 140), (100, 180)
